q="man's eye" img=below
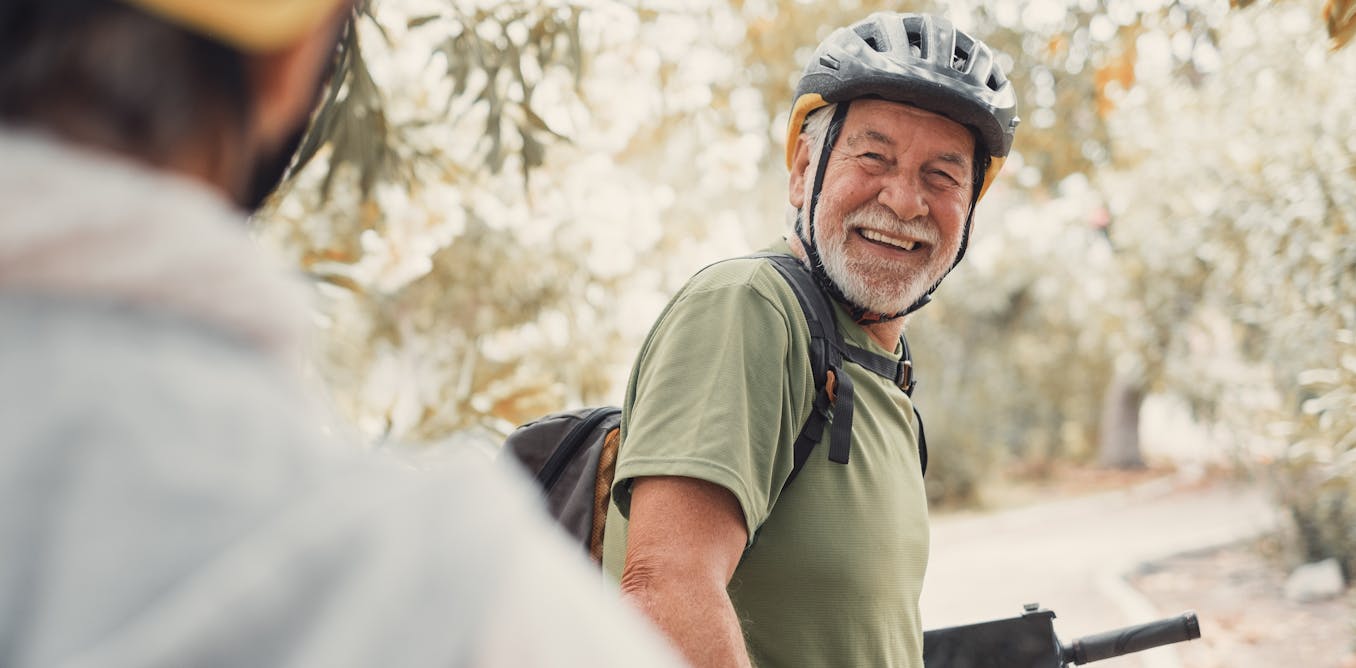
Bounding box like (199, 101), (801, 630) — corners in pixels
(931, 170), (960, 184)
(858, 153), (891, 171)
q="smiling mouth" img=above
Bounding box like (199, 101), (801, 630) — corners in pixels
(858, 228), (923, 252)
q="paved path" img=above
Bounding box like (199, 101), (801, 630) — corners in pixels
(921, 475), (1278, 667)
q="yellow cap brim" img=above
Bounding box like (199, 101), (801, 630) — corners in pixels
(124, 0), (348, 52)
(784, 93), (828, 169)
(976, 156), (1003, 201)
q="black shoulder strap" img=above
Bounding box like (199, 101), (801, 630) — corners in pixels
(758, 254), (850, 485)
(750, 253), (928, 489)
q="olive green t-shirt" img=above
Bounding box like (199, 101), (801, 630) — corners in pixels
(602, 245), (929, 668)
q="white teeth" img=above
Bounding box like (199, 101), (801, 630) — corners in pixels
(860, 229), (918, 251)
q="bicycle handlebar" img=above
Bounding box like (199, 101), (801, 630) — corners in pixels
(1061, 612), (1200, 665)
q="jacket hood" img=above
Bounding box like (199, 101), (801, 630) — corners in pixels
(0, 127), (308, 359)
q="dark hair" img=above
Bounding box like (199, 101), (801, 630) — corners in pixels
(0, 0), (252, 165)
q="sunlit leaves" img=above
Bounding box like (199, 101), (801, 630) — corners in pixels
(1326, 0), (1356, 49)
(1096, 0), (1356, 565)
(1276, 330), (1356, 573)
(293, 11), (402, 198)
(1228, 0), (1356, 49)
(261, 0), (777, 443)
(290, 1), (586, 203)
(433, 3), (582, 180)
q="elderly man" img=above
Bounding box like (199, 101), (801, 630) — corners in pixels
(601, 12), (1019, 667)
(0, 1), (682, 666)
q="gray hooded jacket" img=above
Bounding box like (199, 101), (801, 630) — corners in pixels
(0, 130), (682, 668)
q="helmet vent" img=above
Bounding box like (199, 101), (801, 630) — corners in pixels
(853, 24), (888, 53)
(952, 32), (975, 72)
(902, 15), (926, 58)
(988, 69), (1007, 92)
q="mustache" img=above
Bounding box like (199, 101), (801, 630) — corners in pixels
(841, 205), (938, 246)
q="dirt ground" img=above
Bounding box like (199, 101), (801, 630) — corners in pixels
(987, 464), (1355, 667)
(1129, 538), (1355, 668)
(992, 463), (1350, 666)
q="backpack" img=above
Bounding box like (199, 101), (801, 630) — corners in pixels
(501, 253), (927, 563)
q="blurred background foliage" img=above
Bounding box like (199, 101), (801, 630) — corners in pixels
(257, 0), (1355, 576)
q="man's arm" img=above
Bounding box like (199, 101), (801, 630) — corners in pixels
(620, 475), (752, 668)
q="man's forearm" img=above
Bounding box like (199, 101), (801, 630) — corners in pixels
(621, 571), (753, 668)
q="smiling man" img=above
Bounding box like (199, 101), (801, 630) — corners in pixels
(601, 13), (1019, 667)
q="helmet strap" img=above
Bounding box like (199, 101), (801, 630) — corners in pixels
(898, 173), (983, 316)
(797, 101), (910, 325)
(794, 101), (849, 258)
(791, 102), (878, 323)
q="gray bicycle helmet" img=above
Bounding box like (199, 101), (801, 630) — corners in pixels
(786, 12), (1019, 199)
(787, 13), (1020, 321)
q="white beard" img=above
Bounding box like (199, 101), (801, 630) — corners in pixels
(812, 201), (956, 315)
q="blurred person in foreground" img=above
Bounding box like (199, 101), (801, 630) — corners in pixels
(602, 12), (1020, 667)
(0, 1), (683, 666)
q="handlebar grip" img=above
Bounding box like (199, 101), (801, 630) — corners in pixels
(1064, 612), (1200, 664)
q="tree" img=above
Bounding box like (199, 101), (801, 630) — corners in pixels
(1101, 0), (1356, 566)
(258, 0), (777, 442)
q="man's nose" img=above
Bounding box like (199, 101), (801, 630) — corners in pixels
(876, 176), (929, 222)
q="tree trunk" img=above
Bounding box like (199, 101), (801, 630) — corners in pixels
(1098, 375), (1146, 469)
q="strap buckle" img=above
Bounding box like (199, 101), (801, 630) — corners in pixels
(896, 359), (916, 396)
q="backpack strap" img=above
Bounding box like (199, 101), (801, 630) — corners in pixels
(757, 254), (849, 484)
(588, 425), (622, 564)
(751, 253), (928, 487)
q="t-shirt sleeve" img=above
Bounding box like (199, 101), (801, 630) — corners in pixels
(612, 271), (806, 542)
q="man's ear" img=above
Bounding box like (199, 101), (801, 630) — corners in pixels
(788, 134), (812, 209)
(243, 11), (345, 149)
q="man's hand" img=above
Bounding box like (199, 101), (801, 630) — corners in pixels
(620, 476), (752, 668)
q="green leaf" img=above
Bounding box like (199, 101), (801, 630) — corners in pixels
(407, 14), (440, 29)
